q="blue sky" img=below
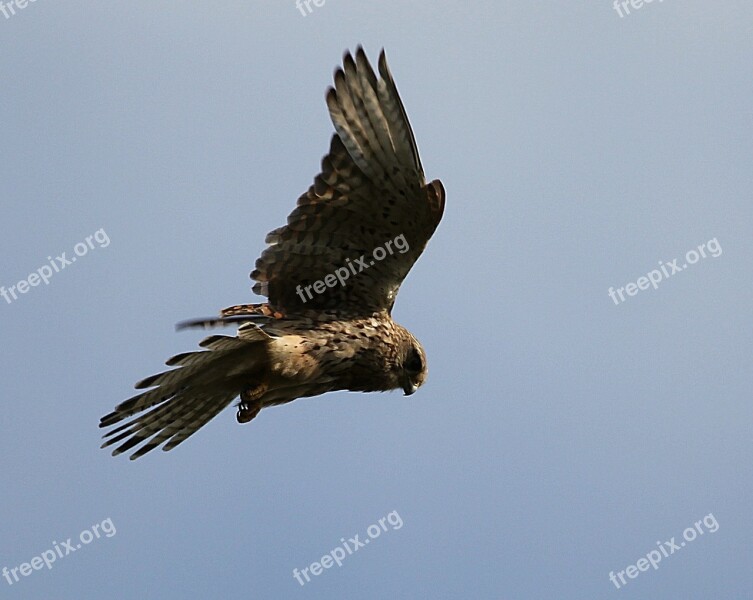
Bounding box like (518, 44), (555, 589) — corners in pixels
(1, 1), (751, 598)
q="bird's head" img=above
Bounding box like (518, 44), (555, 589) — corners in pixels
(397, 334), (427, 396)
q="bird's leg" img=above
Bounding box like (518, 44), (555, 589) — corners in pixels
(237, 380), (268, 424)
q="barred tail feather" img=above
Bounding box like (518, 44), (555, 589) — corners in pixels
(100, 331), (270, 460)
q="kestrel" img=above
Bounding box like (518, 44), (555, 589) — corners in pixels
(100, 47), (445, 459)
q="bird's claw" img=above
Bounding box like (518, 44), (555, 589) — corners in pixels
(236, 382), (267, 424)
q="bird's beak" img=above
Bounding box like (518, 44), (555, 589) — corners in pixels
(403, 382), (418, 396)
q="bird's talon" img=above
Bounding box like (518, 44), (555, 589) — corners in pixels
(236, 383), (266, 423)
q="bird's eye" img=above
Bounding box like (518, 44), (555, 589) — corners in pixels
(405, 350), (423, 373)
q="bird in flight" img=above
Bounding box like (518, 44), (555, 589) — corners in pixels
(100, 47), (445, 459)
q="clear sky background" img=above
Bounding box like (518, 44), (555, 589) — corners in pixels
(1, 1), (751, 598)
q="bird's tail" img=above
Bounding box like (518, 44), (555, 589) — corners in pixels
(100, 324), (272, 460)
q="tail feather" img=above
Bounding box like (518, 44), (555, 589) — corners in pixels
(156, 393), (231, 453)
(103, 390), (203, 450)
(199, 334), (253, 351)
(119, 389), (232, 460)
(100, 330), (271, 459)
(165, 350), (211, 368)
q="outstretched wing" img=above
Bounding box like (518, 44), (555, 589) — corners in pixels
(252, 47), (445, 315)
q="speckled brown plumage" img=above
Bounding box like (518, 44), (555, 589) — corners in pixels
(99, 47), (444, 459)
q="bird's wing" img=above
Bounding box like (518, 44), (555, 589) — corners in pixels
(252, 47), (445, 315)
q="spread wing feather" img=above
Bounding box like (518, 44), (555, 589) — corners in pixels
(251, 47), (444, 314)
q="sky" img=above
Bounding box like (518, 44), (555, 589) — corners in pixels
(1, 1), (752, 598)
